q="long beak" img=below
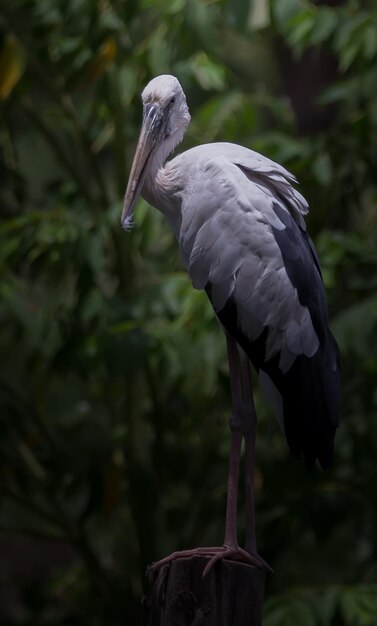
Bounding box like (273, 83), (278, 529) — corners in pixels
(121, 104), (161, 229)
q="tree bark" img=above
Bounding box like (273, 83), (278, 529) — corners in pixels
(148, 556), (266, 626)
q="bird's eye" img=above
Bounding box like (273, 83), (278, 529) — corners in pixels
(170, 97), (176, 105)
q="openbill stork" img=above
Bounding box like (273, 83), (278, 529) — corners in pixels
(121, 75), (341, 573)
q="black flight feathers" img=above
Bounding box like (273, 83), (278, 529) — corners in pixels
(205, 202), (341, 470)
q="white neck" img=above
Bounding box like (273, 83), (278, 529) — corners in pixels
(142, 126), (186, 213)
(148, 127), (185, 184)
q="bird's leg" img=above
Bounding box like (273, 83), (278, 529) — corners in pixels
(148, 334), (271, 577)
(223, 333), (244, 549)
(239, 352), (257, 554)
(198, 335), (271, 575)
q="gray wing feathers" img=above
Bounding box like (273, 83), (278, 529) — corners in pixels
(236, 163), (308, 230)
(178, 155), (319, 373)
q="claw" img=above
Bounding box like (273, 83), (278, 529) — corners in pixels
(147, 545), (272, 578)
(202, 546), (273, 577)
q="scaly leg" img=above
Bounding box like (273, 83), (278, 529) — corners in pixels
(240, 351), (257, 554)
(223, 332), (244, 548)
(148, 333), (271, 576)
(200, 336), (270, 575)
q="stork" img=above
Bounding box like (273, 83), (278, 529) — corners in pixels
(121, 75), (341, 574)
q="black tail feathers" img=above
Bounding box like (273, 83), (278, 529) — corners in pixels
(279, 340), (341, 470)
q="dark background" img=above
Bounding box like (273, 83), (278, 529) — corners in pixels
(0, 0), (376, 624)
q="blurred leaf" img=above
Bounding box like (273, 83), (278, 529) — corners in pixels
(333, 295), (377, 358)
(227, 0), (251, 33)
(287, 12), (315, 52)
(272, 0), (302, 29)
(309, 8), (338, 46)
(191, 92), (252, 142)
(85, 37), (117, 83)
(264, 593), (317, 626)
(340, 586), (377, 626)
(189, 51), (226, 91)
(340, 42), (361, 72)
(312, 152), (333, 186)
(0, 34), (25, 100)
(249, 0), (270, 31)
(363, 23), (377, 60)
(317, 590), (338, 626)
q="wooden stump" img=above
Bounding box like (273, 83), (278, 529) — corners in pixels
(148, 556), (266, 625)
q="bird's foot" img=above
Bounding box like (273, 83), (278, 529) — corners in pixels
(202, 544), (273, 577)
(147, 545), (272, 578)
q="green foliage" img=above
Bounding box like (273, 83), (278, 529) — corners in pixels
(265, 585), (377, 626)
(0, 0), (376, 624)
(273, 1), (377, 69)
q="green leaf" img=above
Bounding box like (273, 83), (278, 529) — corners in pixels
(335, 14), (369, 52)
(147, 23), (171, 75)
(309, 8), (338, 45)
(272, 0), (303, 31)
(264, 594), (317, 626)
(318, 80), (357, 105)
(316, 590), (339, 626)
(227, 0), (251, 33)
(340, 586), (377, 626)
(190, 92), (251, 142)
(287, 13), (315, 50)
(333, 296), (377, 357)
(189, 52), (226, 91)
(363, 23), (377, 60)
(312, 152), (333, 186)
(340, 42), (361, 72)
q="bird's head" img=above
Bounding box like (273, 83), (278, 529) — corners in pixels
(121, 74), (191, 229)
